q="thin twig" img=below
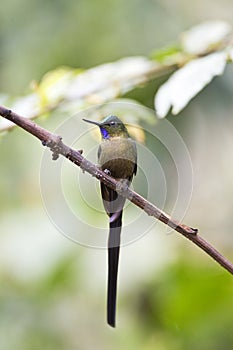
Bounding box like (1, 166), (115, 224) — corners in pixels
(0, 105), (233, 275)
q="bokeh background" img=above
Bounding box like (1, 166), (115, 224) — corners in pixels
(0, 1), (233, 349)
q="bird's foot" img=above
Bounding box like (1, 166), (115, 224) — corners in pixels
(104, 168), (111, 176)
(116, 179), (129, 196)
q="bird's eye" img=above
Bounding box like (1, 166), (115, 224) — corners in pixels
(110, 121), (116, 126)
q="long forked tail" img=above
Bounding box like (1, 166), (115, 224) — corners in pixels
(107, 210), (122, 328)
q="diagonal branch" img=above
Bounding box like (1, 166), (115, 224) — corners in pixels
(0, 104), (233, 275)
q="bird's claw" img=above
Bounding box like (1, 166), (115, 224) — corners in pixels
(104, 168), (111, 176)
(116, 179), (129, 195)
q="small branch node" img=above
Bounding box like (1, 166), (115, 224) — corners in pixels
(190, 227), (198, 235)
(52, 152), (60, 161)
(42, 135), (63, 161)
(116, 180), (130, 196)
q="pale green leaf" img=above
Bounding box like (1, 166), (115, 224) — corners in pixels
(151, 44), (183, 64)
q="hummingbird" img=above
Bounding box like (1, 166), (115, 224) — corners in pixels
(83, 115), (137, 327)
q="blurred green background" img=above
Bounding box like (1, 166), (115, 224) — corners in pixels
(0, 1), (233, 349)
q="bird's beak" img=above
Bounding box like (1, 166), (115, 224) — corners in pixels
(83, 118), (101, 126)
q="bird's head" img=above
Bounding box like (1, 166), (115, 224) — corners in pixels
(83, 115), (129, 139)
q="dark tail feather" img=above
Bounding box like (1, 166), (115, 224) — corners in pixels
(107, 211), (122, 328)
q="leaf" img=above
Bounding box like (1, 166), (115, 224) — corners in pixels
(181, 20), (232, 55)
(32, 66), (80, 107)
(151, 44), (183, 64)
(0, 58), (157, 134)
(155, 52), (227, 118)
(64, 57), (156, 101)
(127, 125), (145, 144)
